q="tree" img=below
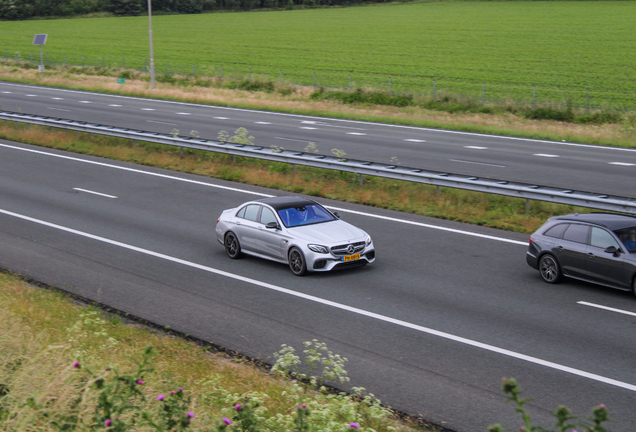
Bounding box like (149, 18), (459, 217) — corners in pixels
(0, 0), (34, 20)
(110, 0), (143, 16)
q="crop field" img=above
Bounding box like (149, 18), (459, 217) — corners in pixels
(0, 1), (634, 109)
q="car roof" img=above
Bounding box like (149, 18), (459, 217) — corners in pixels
(552, 213), (636, 231)
(256, 196), (319, 211)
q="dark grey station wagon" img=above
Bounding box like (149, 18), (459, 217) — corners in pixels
(527, 213), (636, 295)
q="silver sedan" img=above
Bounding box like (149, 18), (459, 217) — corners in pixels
(215, 196), (375, 275)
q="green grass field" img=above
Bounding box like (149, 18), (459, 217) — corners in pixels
(0, 1), (634, 109)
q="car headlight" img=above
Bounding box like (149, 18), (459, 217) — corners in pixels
(365, 236), (372, 247)
(308, 244), (329, 254)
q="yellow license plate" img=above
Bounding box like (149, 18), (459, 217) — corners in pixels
(342, 253), (361, 261)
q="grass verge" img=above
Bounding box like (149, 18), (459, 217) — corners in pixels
(0, 119), (589, 234)
(0, 272), (437, 431)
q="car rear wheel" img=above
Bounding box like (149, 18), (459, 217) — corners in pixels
(289, 247), (307, 276)
(225, 232), (242, 259)
(539, 254), (561, 284)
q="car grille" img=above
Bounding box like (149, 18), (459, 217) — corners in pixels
(331, 241), (366, 256)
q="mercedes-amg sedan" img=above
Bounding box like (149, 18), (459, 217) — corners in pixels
(216, 196), (375, 275)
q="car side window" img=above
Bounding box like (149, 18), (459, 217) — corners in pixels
(544, 223), (568, 239)
(236, 206), (246, 218)
(590, 227), (620, 250)
(260, 207), (277, 225)
(562, 224), (590, 244)
(243, 204), (260, 222)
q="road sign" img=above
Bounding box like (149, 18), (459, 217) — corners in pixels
(33, 34), (48, 45)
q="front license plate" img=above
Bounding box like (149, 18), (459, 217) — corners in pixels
(342, 253), (361, 261)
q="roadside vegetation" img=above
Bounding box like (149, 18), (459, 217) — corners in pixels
(0, 111), (588, 234)
(0, 272), (438, 432)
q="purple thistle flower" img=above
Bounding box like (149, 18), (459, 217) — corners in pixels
(137, 380), (143, 385)
(157, 394), (165, 401)
(223, 417), (232, 425)
(234, 403), (242, 411)
(188, 411), (195, 418)
(72, 361), (80, 369)
(171, 390), (175, 395)
(349, 422), (360, 429)
(179, 387), (184, 392)
(105, 419), (112, 427)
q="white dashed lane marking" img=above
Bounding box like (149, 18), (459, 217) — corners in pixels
(609, 162), (635, 166)
(534, 154), (560, 158)
(465, 146), (488, 150)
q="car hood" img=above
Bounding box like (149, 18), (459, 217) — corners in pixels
(289, 220), (367, 244)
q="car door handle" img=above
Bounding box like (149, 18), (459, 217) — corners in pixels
(587, 253), (595, 258)
(556, 246), (564, 251)
(236, 221), (241, 225)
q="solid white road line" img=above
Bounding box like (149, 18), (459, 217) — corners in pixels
(0, 142), (527, 245)
(1, 206), (634, 392)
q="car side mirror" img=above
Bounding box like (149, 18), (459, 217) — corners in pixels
(266, 221), (280, 230)
(333, 211), (341, 219)
(604, 245), (621, 256)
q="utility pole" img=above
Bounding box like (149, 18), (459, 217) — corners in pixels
(148, 0), (156, 88)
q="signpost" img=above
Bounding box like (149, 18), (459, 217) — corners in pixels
(32, 34), (47, 72)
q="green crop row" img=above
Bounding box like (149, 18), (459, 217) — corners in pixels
(1, 1), (634, 108)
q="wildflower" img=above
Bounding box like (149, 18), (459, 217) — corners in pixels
(179, 387), (184, 392)
(171, 390), (175, 395)
(188, 412), (195, 418)
(234, 403), (242, 411)
(137, 380), (144, 385)
(349, 422), (360, 429)
(105, 419), (112, 427)
(223, 417), (232, 425)
(157, 394), (165, 401)
(72, 361), (80, 369)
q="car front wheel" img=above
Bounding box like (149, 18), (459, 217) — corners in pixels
(225, 232), (242, 259)
(539, 254), (561, 284)
(288, 247), (307, 276)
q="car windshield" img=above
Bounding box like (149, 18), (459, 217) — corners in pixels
(615, 227), (636, 252)
(277, 204), (336, 227)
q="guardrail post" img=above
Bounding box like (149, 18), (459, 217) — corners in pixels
(359, 173), (364, 185)
(526, 198), (531, 213)
(533, 85), (536, 109)
(437, 185), (441, 195)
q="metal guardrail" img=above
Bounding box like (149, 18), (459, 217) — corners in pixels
(2, 110), (636, 214)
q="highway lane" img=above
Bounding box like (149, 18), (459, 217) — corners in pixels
(2, 81), (636, 198)
(2, 140), (636, 431)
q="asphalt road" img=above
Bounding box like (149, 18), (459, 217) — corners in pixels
(2, 81), (636, 198)
(2, 140), (636, 431)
